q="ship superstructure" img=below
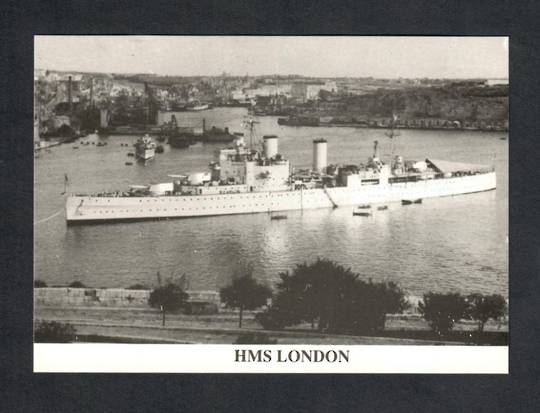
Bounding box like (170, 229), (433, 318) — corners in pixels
(65, 127), (496, 224)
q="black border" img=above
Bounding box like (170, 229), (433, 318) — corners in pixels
(3, 0), (540, 411)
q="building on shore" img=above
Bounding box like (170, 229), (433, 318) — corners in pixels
(291, 81), (337, 103)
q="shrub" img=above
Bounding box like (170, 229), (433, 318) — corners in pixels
(418, 292), (469, 338)
(34, 280), (47, 288)
(34, 321), (76, 343)
(234, 333), (277, 345)
(255, 309), (287, 331)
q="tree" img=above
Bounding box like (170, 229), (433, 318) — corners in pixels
(148, 281), (189, 326)
(418, 292), (469, 338)
(256, 258), (408, 334)
(467, 293), (507, 334)
(344, 279), (408, 334)
(220, 266), (272, 328)
(34, 321), (76, 343)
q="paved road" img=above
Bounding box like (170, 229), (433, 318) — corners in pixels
(34, 306), (506, 345)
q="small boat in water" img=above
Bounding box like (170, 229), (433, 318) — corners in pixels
(186, 100), (209, 111)
(270, 214), (288, 220)
(353, 211), (371, 217)
(135, 135), (157, 161)
(125, 162), (133, 166)
(377, 205), (388, 211)
(357, 204), (371, 209)
(402, 199), (422, 205)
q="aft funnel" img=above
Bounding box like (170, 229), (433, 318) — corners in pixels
(263, 135), (278, 158)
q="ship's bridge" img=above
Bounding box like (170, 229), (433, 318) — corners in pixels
(216, 134), (291, 191)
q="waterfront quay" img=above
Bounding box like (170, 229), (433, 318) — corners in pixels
(34, 68), (507, 149)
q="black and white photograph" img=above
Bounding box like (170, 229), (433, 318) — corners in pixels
(33, 36), (508, 373)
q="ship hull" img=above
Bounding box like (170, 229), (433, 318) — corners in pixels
(186, 104), (209, 111)
(65, 172), (496, 224)
(135, 148), (155, 160)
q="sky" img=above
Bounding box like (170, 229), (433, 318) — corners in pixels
(34, 36), (508, 79)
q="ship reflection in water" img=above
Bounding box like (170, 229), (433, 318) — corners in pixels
(34, 108), (508, 297)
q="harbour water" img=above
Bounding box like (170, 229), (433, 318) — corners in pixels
(34, 108), (508, 296)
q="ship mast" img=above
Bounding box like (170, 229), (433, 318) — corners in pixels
(242, 117), (260, 154)
(385, 113), (400, 164)
(249, 118), (254, 150)
(144, 82), (148, 131)
(62, 173), (69, 195)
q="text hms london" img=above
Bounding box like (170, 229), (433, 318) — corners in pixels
(65, 128), (496, 225)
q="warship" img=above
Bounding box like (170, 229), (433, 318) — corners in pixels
(65, 121), (496, 224)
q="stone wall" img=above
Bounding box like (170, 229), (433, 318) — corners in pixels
(34, 287), (220, 308)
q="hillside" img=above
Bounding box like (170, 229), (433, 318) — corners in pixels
(323, 83), (508, 123)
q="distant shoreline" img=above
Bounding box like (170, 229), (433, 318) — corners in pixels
(85, 122), (510, 137)
(277, 122), (508, 133)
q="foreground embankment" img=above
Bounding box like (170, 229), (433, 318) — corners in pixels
(34, 287), (508, 345)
